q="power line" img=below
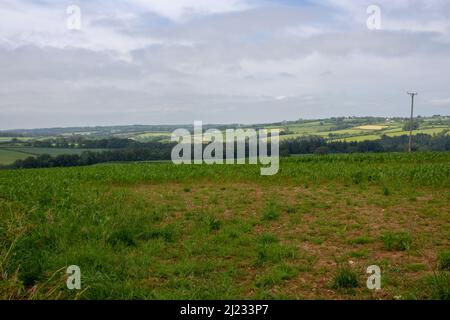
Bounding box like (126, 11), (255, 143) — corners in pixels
(407, 92), (418, 152)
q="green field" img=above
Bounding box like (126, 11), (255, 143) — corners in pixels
(0, 153), (449, 300)
(0, 149), (32, 165)
(0, 147), (109, 165)
(265, 119), (449, 143)
(1, 117), (448, 147)
(11, 147), (108, 156)
(0, 137), (36, 142)
(333, 128), (450, 142)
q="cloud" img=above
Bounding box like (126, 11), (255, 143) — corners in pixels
(431, 98), (450, 106)
(126, 0), (254, 21)
(0, 0), (449, 129)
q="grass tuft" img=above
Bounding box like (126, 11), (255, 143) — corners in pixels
(381, 231), (412, 251)
(332, 267), (359, 289)
(258, 233), (279, 245)
(428, 272), (450, 300)
(207, 218), (221, 231)
(262, 201), (280, 221)
(348, 235), (374, 245)
(254, 243), (296, 267)
(437, 250), (450, 271)
(255, 264), (298, 288)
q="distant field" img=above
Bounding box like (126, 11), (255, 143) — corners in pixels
(0, 147), (109, 165)
(2, 117), (449, 145)
(337, 134), (383, 142)
(219, 124), (447, 142)
(135, 132), (171, 138)
(386, 127), (449, 137)
(0, 153), (449, 299)
(257, 119), (448, 142)
(0, 149), (31, 165)
(356, 125), (388, 130)
(11, 147), (108, 156)
(0, 137), (36, 142)
(334, 127), (448, 142)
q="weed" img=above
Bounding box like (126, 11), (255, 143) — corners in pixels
(437, 249), (450, 271)
(332, 267), (359, 289)
(428, 272), (450, 300)
(207, 218), (221, 231)
(258, 233), (279, 245)
(262, 201), (280, 221)
(348, 235), (374, 245)
(381, 231), (412, 251)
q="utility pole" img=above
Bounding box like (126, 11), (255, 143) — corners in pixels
(407, 92), (418, 152)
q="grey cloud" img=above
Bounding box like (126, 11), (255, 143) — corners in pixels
(0, 1), (449, 129)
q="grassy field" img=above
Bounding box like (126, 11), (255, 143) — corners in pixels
(274, 121), (448, 143)
(1, 117), (448, 146)
(0, 153), (449, 300)
(10, 147), (108, 156)
(0, 147), (109, 165)
(336, 128), (450, 142)
(0, 149), (32, 165)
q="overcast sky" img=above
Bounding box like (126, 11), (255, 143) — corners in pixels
(0, 0), (449, 129)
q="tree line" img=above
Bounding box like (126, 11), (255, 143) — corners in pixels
(2, 133), (450, 169)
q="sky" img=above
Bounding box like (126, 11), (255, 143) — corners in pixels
(0, 0), (449, 129)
